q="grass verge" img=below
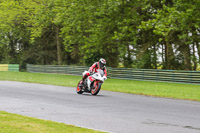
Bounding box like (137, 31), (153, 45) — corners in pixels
(0, 71), (200, 101)
(0, 111), (104, 133)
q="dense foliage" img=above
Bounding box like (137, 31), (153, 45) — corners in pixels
(0, 0), (199, 70)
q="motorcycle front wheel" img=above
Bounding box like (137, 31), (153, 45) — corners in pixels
(76, 80), (83, 94)
(91, 82), (102, 95)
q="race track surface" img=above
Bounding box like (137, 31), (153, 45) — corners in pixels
(0, 81), (200, 133)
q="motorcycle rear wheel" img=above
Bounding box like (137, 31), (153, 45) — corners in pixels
(76, 80), (83, 94)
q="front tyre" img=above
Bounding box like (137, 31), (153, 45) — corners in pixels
(76, 80), (83, 94)
(91, 82), (102, 95)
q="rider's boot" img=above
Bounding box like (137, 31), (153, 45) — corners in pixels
(79, 80), (83, 87)
(79, 77), (86, 87)
(79, 72), (89, 87)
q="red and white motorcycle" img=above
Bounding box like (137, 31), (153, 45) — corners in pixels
(76, 69), (107, 95)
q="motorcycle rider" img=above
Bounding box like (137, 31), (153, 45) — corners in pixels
(79, 58), (107, 87)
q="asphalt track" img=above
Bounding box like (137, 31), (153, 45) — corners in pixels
(0, 81), (200, 133)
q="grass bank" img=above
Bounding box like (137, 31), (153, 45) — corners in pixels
(0, 71), (200, 101)
(0, 111), (104, 133)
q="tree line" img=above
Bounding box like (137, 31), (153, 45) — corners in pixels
(0, 0), (199, 70)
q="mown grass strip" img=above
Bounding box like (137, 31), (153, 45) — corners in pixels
(0, 71), (200, 101)
(0, 111), (104, 133)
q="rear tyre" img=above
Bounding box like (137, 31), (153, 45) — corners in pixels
(76, 80), (83, 94)
(91, 82), (101, 95)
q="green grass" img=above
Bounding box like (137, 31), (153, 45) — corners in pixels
(0, 71), (200, 101)
(0, 111), (104, 133)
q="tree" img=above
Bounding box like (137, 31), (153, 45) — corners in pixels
(0, 0), (199, 70)
(139, 0), (200, 70)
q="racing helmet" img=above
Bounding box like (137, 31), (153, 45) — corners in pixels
(99, 58), (106, 69)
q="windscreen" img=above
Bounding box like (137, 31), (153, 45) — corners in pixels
(97, 69), (104, 77)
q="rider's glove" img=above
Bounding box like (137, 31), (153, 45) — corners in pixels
(103, 76), (107, 80)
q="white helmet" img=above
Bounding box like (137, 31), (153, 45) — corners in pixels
(99, 58), (106, 69)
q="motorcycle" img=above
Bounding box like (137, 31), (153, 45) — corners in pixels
(76, 69), (107, 95)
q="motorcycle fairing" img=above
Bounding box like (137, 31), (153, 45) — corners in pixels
(85, 69), (105, 91)
(87, 76), (94, 90)
(88, 76), (95, 82)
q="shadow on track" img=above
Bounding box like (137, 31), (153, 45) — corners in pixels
(78, 93), (108, 97)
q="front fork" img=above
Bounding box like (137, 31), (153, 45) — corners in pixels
(92, 80), (102, 90)
(93, 80), (98, 89)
